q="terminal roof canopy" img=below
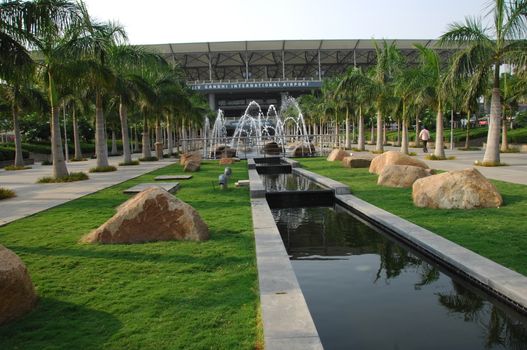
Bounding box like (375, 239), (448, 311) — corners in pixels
(140, 39), (453, 82)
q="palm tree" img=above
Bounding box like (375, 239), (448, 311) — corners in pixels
(63, 4), (126, 168)
(415, 44), (449, 158)
(371, 40), (403, 152)
(2, 0), (81, 177)
(440, 0), (527, 164)
(337, 67), (375, 151)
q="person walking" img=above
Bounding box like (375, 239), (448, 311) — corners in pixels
(419, 126), (430, 153)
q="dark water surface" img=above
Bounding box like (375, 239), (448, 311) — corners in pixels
(271, 205), (527, 350)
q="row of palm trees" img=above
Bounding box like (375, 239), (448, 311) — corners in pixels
(1, 0), (208, 179)
(298, 0), (527, 165)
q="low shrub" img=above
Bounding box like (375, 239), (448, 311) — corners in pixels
(118, 160), (140, 166)
(0, 146), (29, 161)
(351, 147), (366, 152)
(89, 165), (117, 173)
(425, 154), (456, 160)
(37, 172), (89, 183)
(69, 157), (88, 162)
(408, 152), (417, 156)
(458, 147), (481, 151)
(0, 187), (16, 200)
(500, 147), (520, 153)
(474, 160), (508, 167)
(139, 156), (158, 162)
(41, 160), (52, 165)
(4, 165), (31, 171)
(370, 150), (384, 154)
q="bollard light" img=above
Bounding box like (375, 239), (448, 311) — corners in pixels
(224, 167), (232, 177)
(218, 174), (228, 189)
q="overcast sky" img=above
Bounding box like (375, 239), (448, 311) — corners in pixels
(82, 0), (490, 44)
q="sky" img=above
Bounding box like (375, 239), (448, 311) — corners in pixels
(82, 0), (490, 45)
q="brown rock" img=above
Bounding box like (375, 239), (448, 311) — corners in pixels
(369, 151), (429, 175)
(327, 149), (349, 162)
(342, 156), (372, 168)
(219, 158), (234, 165)
(81, 187), (209, 243)
(264, 142), (281, 155)
(212, 145), (236, 158)
(0, 245), (37, 326)
(378, 165), (432, 188)
(180, 152), (202, 166)
(184, 161), (201, 172)
(291, 142), (315, 157)
(412, 168), (503, 209)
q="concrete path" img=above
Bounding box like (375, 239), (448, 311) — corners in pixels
(0, 154), (177, 226)
(358, 145), (527, 185)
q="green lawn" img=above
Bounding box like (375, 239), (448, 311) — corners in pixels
(0, 161), (261, 350)
(299, 157), (527, 276)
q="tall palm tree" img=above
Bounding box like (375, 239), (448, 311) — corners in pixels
(371, 40), (403, 152)
(2, 0), (81, 177)
(440, 0), (527, 164)
(336, 67), (375, 151)
(415, 44), (448, 158)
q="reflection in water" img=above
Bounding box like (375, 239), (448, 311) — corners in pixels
(261, 173), (322, 192)
(272, 205), (527, 350)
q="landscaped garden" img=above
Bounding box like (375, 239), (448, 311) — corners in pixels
(298, 157), (527, 276)
(0, 161), (261, 350)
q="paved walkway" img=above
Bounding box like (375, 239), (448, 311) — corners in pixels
(0, 154), (177, 226)
(359, 145), (527, 185)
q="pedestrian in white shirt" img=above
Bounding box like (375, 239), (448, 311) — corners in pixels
(419, 127), (430, 153)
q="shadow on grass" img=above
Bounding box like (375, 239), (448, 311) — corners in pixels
(0, 298), (122, 350)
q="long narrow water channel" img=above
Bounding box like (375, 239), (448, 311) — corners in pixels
(261, 170), (527, 350)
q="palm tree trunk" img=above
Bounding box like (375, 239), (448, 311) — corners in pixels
(370, 122), (375, 144)
(95, 91), (109, 167)
(415, 114), (420, 147)
(345, 107), (350, 149)
(500, 113), (509, 152)
(483, 65), (502, 164)
(167, 116), (173, 156)
(465, 111), (471, 149)
(358, 106), (365, 151)
(119, 101), (132, 163)
(396, 119), (400, 147)
(51, 105), (68, 178)
(111, 130), (117, 155)
(12, 105), (24, 167)
(400, 119), (409, 155)
(434, 106), (446, 158)
(142, 115), (151, 158)
(72, 108), (82, 160)
(48, 72), (68, 178)
(375, 109), (383, 152)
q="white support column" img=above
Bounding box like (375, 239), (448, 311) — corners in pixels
(318, 49), (322, 80)
(282, 50), (286, 79)
(208, 93), (215, 112)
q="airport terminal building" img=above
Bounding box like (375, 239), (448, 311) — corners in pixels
(143, 39), (453, 116)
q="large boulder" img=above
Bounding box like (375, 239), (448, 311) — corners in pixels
(211, 145), (236, 158)
(342, 156), (372, 168)
(378, 165), (433, 188)
(327, 149), (349, 162)
(219, 157), (234, 165)
(412, 168), (503, 209)
(184, 161), (201, 172)
(369, 151), (429, 175)
(291, 142), (315, 157)
(0, 245), (37, 326)
(180, 152), (202, 166)
(81, 187), (209, 243)
(263, 142), (281, 155)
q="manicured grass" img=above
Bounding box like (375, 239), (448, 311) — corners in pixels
(0, 161), (261, 350)
(298, 157), (527, 276)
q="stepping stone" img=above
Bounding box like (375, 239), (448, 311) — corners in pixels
(124, 182), (180, 194)
(155, 175), (193, 181)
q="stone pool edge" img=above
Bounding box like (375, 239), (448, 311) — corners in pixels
(289, 163), (527, 312)
(249, 167), (324, 350)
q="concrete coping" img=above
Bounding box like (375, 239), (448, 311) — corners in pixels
(283, 158), (300, 168)
(248, 168), (266, 198)
(293, 167), (350, 195)
(250, 194), (323, 349)
(294, 168), (527, 310)
(247, 158), (256, 170)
